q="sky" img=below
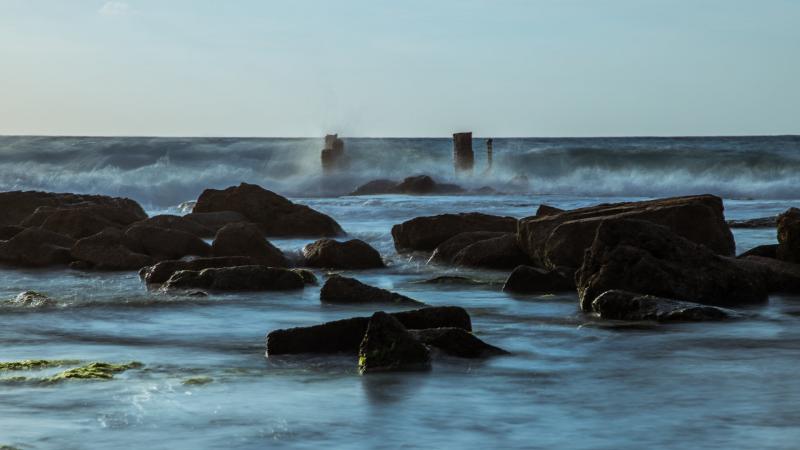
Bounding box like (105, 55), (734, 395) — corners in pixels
(0, 0), (798, 137)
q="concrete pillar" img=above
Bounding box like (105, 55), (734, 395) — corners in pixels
(453, 132), (474, 175)
(485, 138), (493, 173)
(321, 134), (345, 173)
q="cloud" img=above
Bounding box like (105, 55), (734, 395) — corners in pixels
(98, 1), (132, 16)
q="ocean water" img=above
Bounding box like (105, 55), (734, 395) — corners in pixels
(1, 136), (800, 449)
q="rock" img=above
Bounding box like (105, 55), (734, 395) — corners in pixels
(727, 216), (776, 228)
(427, 231), (507, 264)
(291, 269), (318, 285)
(12, 291), (55, 307)
(408, 328), (508, 358)
(162, 265), (305, 291)
(502, 265), (575, 294)
(536, 204), (564, 217)
(472, 186), (500, 195)
(302, 239), (384, 269)
(349, 176), (465, 196)
(71, 228), (153, 270)
(138, 256), (256, 284)
(350, 179), (400, 196)
(413, 276), (486, 285)
(21, 205), (146, 239)
(321, 134), (346, 173)
(739, 244), (778, 259)
(392, 212), (518, 252)
(575, 219), (767, 312)
(124, 225), (211, 261)
(453, 132), (474, 174)
(183, 211), (248, 234)
(0, 226), (24, 240)
(591, 290), (732, 322)
(451, 234), (532, 269)
(211, 222), (288, 267)
(0, 190), (146, 227)
(132, 214), (214, 238)
(777, 208), (800, 263)
(192, 183), (344, 237)
(320, 275), (424, 306)
(265, 306), (472, 355)
(358, 312), (431, 374)
(177, 200), (197, 214)
(736, 256), (800, 294)
(0, 227), (74, 267)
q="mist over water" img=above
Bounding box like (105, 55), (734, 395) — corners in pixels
(2, 135), (800, 208)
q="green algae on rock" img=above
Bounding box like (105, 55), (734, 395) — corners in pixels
(0, 359), (80, 371)
(182, 376), (213, 386)
(45, 361), (143, 382)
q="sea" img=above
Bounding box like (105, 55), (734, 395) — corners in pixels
(1, 135), (799, 449)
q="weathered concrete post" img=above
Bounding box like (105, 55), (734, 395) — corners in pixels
(321, 134), (345, 173)
(453, 132), (474, 175)
(485, 138), (493, 173)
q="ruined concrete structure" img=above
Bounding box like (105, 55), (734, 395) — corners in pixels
(453, 132), (474, 175)
(321, 134), (345, 173)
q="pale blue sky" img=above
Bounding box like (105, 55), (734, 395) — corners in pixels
(0, 0), (798, 137)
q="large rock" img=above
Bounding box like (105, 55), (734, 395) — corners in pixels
(536, 204), (564, 217)
(519, 195), (736, 271)
(320, 275), (424, 306)
(183, 211), (248, 234)
(162, 265), (304, 291)
(575, 219), (767, 312)
(727, 216), (776, 229)
(736, 256), (800, 294)
(132, 215), (214, 238)
(358, 312), (431, 374)
(738, 244), (778, 259)
(71, 228), (153, 270)
(591, 290), (732, 322)
(0, 227), (75, 267)
(211, 222), (288, 267)
(0, 226), (24, 240)
(266, 306), (471, 355)
(349, 176), (464, 196)
(777, 208), (800, 263)
(139, 256), (256, 284)
(408, 328), (508, 358)
(350, 179), (400, 196)
(451, 234), (532, 269)
(0, 190), (146, 227)
(192, 183), (344, 237)
(302, 239), (384, 269)
(21, 205), (146, 239)
(502, 265), (575, 294)
(427, 231), (506, 264)
(392, 212), (518, 252)
(124, 225), (210, 261)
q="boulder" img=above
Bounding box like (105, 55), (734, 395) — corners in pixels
(727, 216), (776, 229)
(350, 179), (400, 196)
(183, 211), (248, 234)
(591, 290), (732, 322)
(320, 275), (424, 306)
(451, 234), (532, 269)
(777, 208), (800, 263)
(192, 183), (344, 237)
(519, 194), (736, 272)
(392, 212), (518, 252)
(736, 256), (800, 294)
(302, 239), (384, 269)
(124, 225), (210, 261)
(536, 204), (564, 217)
(738, 244), (778, 259)
(291, 269), (318, 285)
(408, 328), (508, 358)
(502, 265), (575, 294)
(358, 312), (431, 374)
(349, 176), (465, 196)
(0, 226), (24, 240)
(427, 231), (506, 264)
(211, 222), (288, 267)
(71, 228), (153, 270)
(132, 215), (214, 238)
(0, 190), (146, 227)
(0, 227), (74, 267)
(265, 306), (472, 355)
(139, 256), (256, 284)
(21, 204), (146, 239)
(162, 265), (304, 291)
(575, 219), (767, 312)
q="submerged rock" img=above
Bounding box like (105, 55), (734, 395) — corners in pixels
(211, 222), (289, 267)
(320, 275), (424, 306)
(591, 290), (732, 322)
(408, 328), (509, 358)
(193, 183), (344, 237)
(266, 306), (472, 355)
(413, 275), (487, 285)
(182, 376), (214, 386)
(502, 265), (575, 294)
(163, 265), (305, 291)
(0, 227), (75, 267)
(0, 359), (80, 371)
(139, 256), (256, 284)
(777, 208), (800, 263)
(350, 179), (400, 196)
(302, 238), (384, 269)
(350, 176), (464, 196)
(12, 291), (55, 307)
(392, 212), (518, 252)
(358, 312), (431, 374)
(71, 227), (153, 270)
(45, 361), (143, 382)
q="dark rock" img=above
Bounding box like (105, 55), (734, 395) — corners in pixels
(183, 211), (248, 234)
(162, 265), (304, 291)
(124, 225), (211, 261)
(0, 226), (24, 240)
(211, 222), (288, 267)
(451, 234), (532, 269)
(737, 256), (800, 294)
(472, 186), (499, 195)
(358, 312), (431, 374)
(71, 228), (153, 270)
(0, 190), (146, 227)
(68, 260), (93, 270)
(139, 256), (256, 284)
(777, 208), (800, 263)
(536, 204), (564, 217)
(302, 239), (384, 269)
(502, 265), (575, 294)
(350, 179), (399, 196)
(0, 227), (75, 267)
(291, 269), (318, 285)
(519, 195), (736, 272)
(727, 216), (776, 228)
(12, 290), (56, 307)
(320, 275), (424, 306)
(395, 175), (464, 195)
(739, 244), (778, 259)
(413, 276), (485, 285)
(575, 219), (767, 312)
(392, 212), (518, 252)
(21, 204), (146, 239)
(265, 306), (472, 355)
(193, 183), (344, 237)
(427, 231), (506, 264)
(132, 215), (214, 238)
(592, 290), (732, 322)
(408, 328), (508, 358)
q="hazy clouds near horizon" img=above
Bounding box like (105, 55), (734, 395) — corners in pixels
(0, 0), (798, 137)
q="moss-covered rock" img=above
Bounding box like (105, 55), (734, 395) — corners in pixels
(0, 359), (79, 371)
(182, 376), (213, 385)
(45, 361), (143, 382)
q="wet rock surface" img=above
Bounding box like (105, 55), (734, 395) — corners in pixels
(303, 239), (384, 269)
(591, 290), (732, 322)
(358, 312), (431, 374)
(350, 175), (464, 196)
(71, 228), (153, 270)
(0, 190), (146, 228)
(211, 222), (289, 267)
(320, 275), (424, 306)
(392, 212), (518, 252)
(777, 208), (800, 263)
(451, 233), (532, 269)
(0, 227), (75, 267)
(408, 328), (509, 358)
(502, 265), (575, 294)
(427, 231), (507, 265)
(139, 256), (256, 285)
(163, 265), (305, 292)
(124, 225), (211, 261)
